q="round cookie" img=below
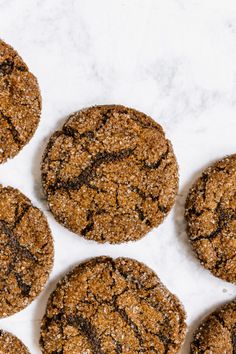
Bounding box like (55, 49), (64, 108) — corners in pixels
(42, 105), (178, 243)
(0, 185), (54, 317)
(0, 39), (41, 163)
(185, 154), (236, 283)
(0, 330), (29, 354)
(190, 300), (236, 353)
(40, 256), (186, 354)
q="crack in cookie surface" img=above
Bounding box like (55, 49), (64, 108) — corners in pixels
(0, 185), (54, 317)
(0, 39), (41, 163)
(42, 105), (178, 243)
(40, 256), (186, 354)
(185, 154), (236, 283)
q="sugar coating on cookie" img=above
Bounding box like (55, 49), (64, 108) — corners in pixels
(42, 105), (178, 243)
(0, 330), (29, 354)
(0, 185), (54, 317)
(0, 39), (41, 163)
(191, 300), (236, 353)
(0, 330), (30, 354)
(40, 256), (186, 354)
(185, 154), (236, 283)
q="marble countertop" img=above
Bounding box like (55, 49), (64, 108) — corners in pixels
(1, 0), (236, 352)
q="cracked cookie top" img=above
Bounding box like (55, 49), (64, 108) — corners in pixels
(190, 300), (236, 353)
(185, 154), (236, 283)
(41, 105), (178, 243)
(0, 330), (29, 354)
(0, 39), (41, 163)
(0, 185), (54, 317)
(40, 256), (186, 354)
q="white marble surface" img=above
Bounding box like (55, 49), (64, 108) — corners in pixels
(1, 0), (236, 352)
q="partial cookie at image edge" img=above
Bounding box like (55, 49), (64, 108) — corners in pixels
(185, 154), (236, 284)
(190, 300), (236, 353)
(40, 256), (186, 354)
(0, 184), (54, 317)
(0, 330), (30, 354)
(0, 38), (41, 164)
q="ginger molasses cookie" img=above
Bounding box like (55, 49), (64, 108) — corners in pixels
(40, 256), (186, 354)
(185, 154), (236, 283)
(0, 330), (29, 354)
(0, 185), (53, 317)
(0, 39), (41, 163)
(191, 300), (236, 353)
(42, 105), (178, 243)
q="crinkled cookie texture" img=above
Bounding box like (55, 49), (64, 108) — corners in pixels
(185, 154), (236, 283)
(0, 39), (41, 163)
(40, 256), (186, 354)
(0, 330), (29, 354)
(0, 185), (54, 317)
(42, 105), (178, 243)
(191, 300), (236, 353)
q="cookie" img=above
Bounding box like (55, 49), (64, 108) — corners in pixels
(0, 185), (54, 317)
(0, 330), (29, 354)
(0, 39), (41, 163)
(40, 256), (186, 354)
(191, 300), (236, 353)
(185, 154), (236, 283)
(42, 105), (178, 243)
